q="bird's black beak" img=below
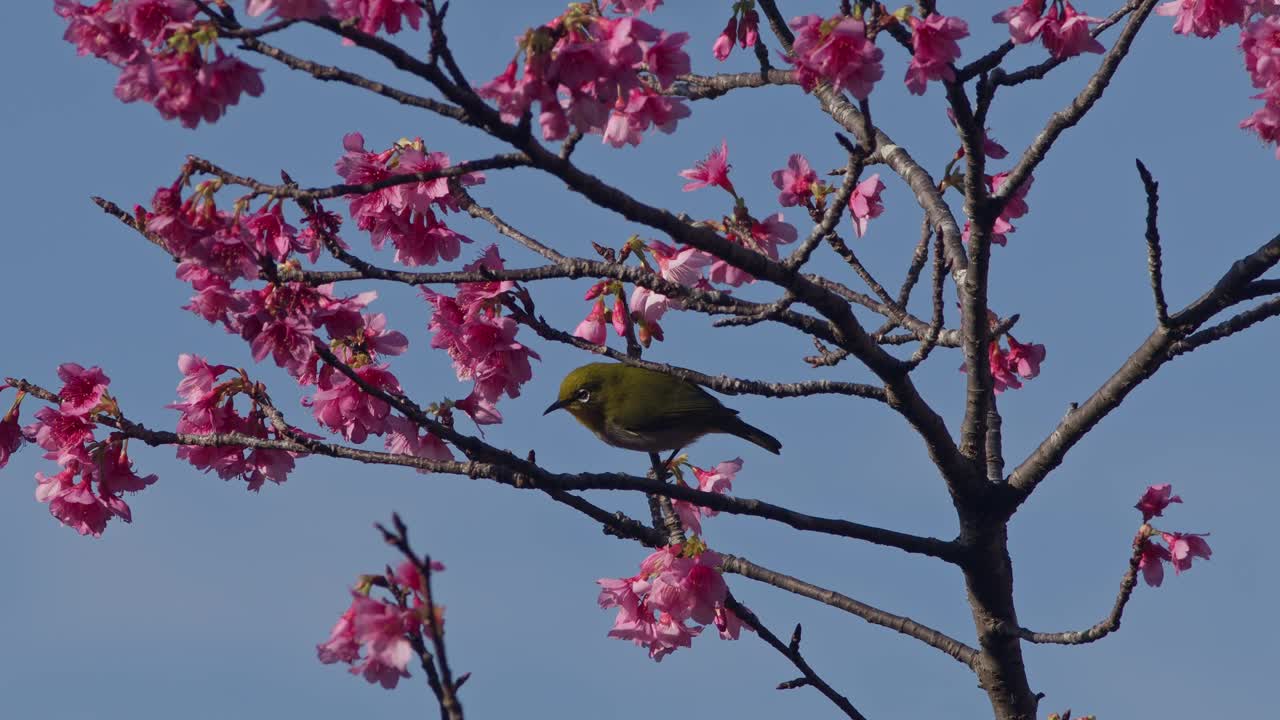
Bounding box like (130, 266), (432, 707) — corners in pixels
(543, 399), (569, 416)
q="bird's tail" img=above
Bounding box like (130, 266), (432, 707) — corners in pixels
(722, 416), (782, 455)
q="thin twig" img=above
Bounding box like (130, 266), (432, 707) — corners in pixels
(1017, 534), (1145, 645)
(1135, 159), (1170, 327)
(725, 595), (868, 720)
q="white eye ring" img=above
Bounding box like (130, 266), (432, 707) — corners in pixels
(576, 388), (591, 403)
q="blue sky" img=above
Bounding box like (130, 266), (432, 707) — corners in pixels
(2, 2), (1277, 718)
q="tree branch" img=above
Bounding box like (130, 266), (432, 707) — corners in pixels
(725, 596), (869, 720)
(1017, 533), (1145, 645)
(721, 555), (979, 668)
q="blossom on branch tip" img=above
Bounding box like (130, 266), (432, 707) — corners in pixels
(714, 16), (737, 61)
(1135, 484), (1183, 522)
(1156, 0), (1249, 38)
(993, 0), (1049, 44)
(771, 154), (820, 208)
(671, 458), (741, 534)
(849, 174), (886, 238)
(679, 141), (736, 195)
(0, 399), (23, 470)
(1139, 538), (1173, 587)
(786, 14), (884, 98)
(1163, 531), (1213, 573)
(598, 542), (742, 660)
(905, 14), (969, 95)
(1040, 1), (1105, 58)
(574, 300), (609, 344)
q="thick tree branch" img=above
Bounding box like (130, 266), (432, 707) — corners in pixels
(1008, 233), (1280, 503)
(721, 555), (979, 668)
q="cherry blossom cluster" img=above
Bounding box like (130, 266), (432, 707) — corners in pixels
(1240, 13), (1280, 156)
(14, 365), (157, 536)
(478, 4), (691, 147)
(170, 354), (303, 490)
(993, 1), (1105, 59)
(1134, 483), (1212, 587)
(963, 321), (1047, 394)
(55, 0), (264, 128)
(317, 558), (447, 689)
(334, 133), (484, 267)
(597, 539), (748, 661)
(770, 154), (886, 238)
(679, 142), (798, 286)
(712, 0), (760, 62)
(140, 170), (444, 449)
(421, 246), (539, 426)
(786, 10), (969, 98)
(1147, 1), (1280, 154)
(669, 457), (741, 536)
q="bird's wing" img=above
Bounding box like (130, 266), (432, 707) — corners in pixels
(610, 376), (735, 434)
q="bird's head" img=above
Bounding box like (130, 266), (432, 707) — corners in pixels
(543, 363), (615, 432)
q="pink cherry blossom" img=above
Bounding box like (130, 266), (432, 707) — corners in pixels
(771, 153), (819, 207)
(715, 604), (747, 640)
(1005, 337), (1046, 379)
(1139, 539), (1173, 586)
(1041, 1), (1105, 59)
(1240, 101), (1280, 155)
(246, 0), (332, 19)
(905, 14), (969, 95)
(787, 15), (885, 99)
(1163, 532), (1213, 573)
(317, 605), (361, 665)
(645, 31), (690, 88)
(713, 16), (737, 61)
(738, 9), (760, 48)
(336, 133), (482, 266)
(55, 0), (141, 66)
(994, 0), (1048, 44)
(480, 12), (690, 145)
(0, 393), (24, 471)
(598, 544), (738, 660)
(25, 406), (97, 457)
(1135, 484), (1183, 521)
(306, 364), (400, 443)
(56, 363), (111, 416)
(679, 141), (736, 195)
(331, 0), (421, 36)
(672, 458), (741, 534)
(849, 174), (886, 238)
(574, 300), (609, 344)
(1156, 0), (1249, 38)
(1243, 15), (1280, 88)
(384, 417), (454, 472)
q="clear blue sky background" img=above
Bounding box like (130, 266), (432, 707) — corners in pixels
(2, 2), (1276, 718)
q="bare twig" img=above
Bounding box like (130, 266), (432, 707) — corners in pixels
(725, 595), (868, 720)
(1135, 159), (1170, 327)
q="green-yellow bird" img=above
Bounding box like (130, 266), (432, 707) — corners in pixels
(543, 363), (781, 455)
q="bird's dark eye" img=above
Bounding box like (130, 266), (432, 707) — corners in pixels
(576, 388), (592, 403)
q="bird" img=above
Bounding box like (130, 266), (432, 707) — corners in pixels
(543, 362), (781, 455)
